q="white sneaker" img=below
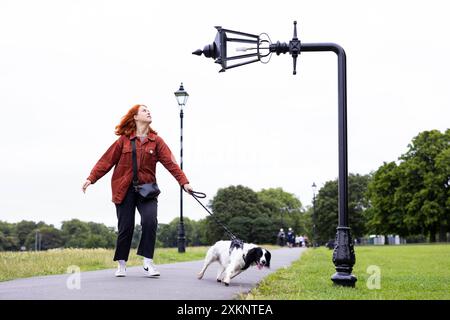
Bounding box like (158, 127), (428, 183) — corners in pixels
(115, 264), (126, 277)
(143, 261), (160, 277)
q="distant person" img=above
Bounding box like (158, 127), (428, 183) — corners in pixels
(82, 104), (193, 277)
(287, 228), (295, 248)
(295, 235), (301, 247)
(299, 235), (305, 248)
(277, 228), (286, 246)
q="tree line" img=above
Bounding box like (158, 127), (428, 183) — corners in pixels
(1, 129), (448, 251)
(313, 129), (449, 244)
(365, 129), (449, 242)
(0, 219), (118, 251)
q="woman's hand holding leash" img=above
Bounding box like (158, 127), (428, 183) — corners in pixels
(183, 184), (194, 194)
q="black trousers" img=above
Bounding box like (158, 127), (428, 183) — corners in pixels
(113, 185), (158, 261)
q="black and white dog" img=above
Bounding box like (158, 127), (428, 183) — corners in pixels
(197, 240), (271, 286)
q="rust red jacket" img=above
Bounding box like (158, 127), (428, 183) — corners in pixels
(87, 132), (189, 204)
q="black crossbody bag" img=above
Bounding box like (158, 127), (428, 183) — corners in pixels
(131, 139), (160, 199)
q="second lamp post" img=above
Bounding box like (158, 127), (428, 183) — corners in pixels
(312, 182), (317, 248)
(174, 82), (189, 253)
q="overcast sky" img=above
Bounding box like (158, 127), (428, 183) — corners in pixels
(1, 0), (449, 229)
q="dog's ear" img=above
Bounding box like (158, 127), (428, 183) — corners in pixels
(264, 250), (271, 268)
(242, 248), (258, 270)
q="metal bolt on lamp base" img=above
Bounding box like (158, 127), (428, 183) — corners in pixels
(331, 227), (357, 287)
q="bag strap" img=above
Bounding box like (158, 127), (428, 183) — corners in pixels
(131, 139), (139, 188)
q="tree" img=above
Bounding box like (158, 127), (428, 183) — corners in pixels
(315, 174), (371, 244)
(257, 188), (304, 231)
(206, 185), (261, 243)
(85, 222), (116, 248)
(15, 220), (37, 248)
(207, 185), (272, 243)
(398, 130), (449, 241)
(158, 219), (180, 247)
(299, 207), (314, 240)
(367, 129), (450, 242)
(156, 217), (206, 248)
(0, 221), (15, 236)
(195, 218), (209, 246)
(184, 217), (204, 246)
(436, 144), (450, 240)
(61, 219), (90, 248)
(315, 180), (339, 244)
(24, 225), (63, 250)
(366, 162), (408, 237)
(206, 185), (305, 244)
(60, 220), (117, 248)
(251, 216), (278, 244)
(0, 221), (19, 251)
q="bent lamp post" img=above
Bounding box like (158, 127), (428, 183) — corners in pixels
(193, 21), (356, 287)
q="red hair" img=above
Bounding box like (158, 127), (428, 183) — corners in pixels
(115, 104), (157, 136)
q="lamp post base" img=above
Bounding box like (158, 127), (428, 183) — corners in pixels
(331, 227), (357, 287)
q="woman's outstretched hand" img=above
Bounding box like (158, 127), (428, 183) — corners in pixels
(183, 184), (193, 194)
(82, 180), (92, 193)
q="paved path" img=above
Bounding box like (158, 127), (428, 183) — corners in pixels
(0, 247), (306, 300)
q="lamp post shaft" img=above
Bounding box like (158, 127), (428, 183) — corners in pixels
(178, 108), (186, 253)
(301, 43), (356, 286)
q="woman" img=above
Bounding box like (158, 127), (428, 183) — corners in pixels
(82, 104), (193, 277)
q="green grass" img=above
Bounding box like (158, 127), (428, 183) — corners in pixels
(244, 244), (450, 300)
(0, 247), (208, 282)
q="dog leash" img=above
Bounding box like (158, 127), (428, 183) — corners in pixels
(190, 191), (240, 241)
